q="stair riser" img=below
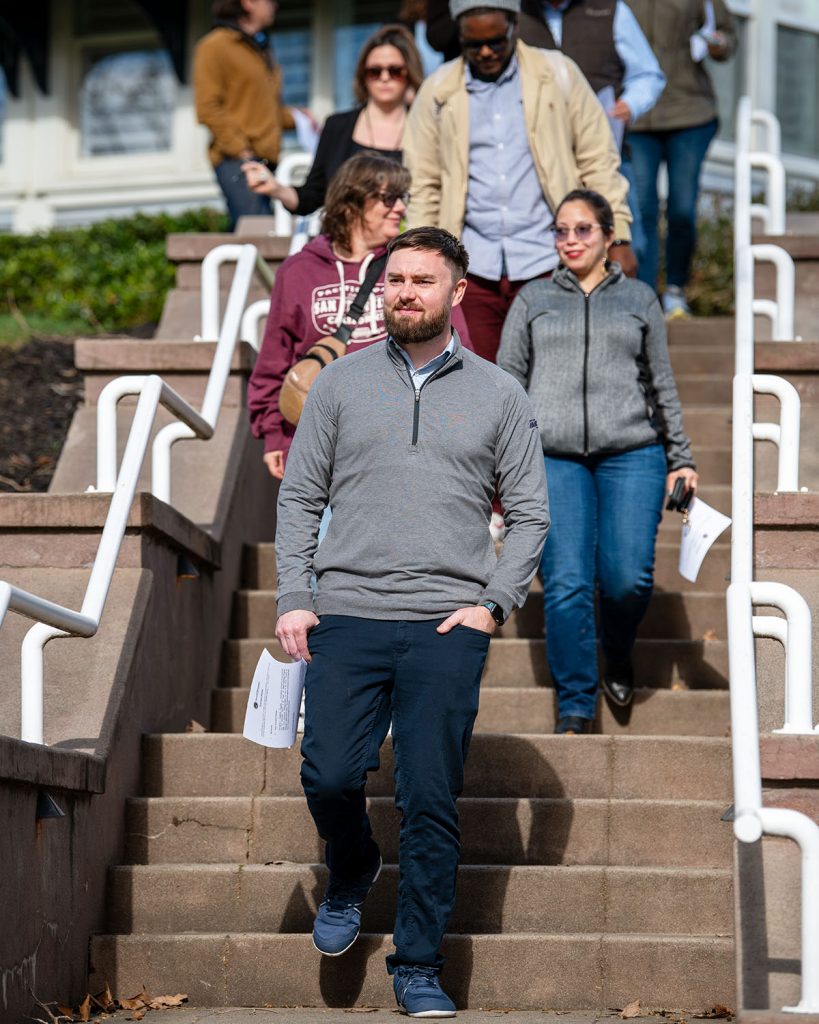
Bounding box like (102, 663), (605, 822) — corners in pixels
(125, 797), (733, 869)
(667, 318), (735, 347)
(232, 590), (728, 641)
(106, 864), (733, 936)
(677, 377), (732, 405)
(223, 637), (729, 690)
(88, 933), (735, 1011)
(668, 348), (733, 375)
(142, 735), (732, 801)
(241, 541), (729, 594)
(212, 687), (731, 737)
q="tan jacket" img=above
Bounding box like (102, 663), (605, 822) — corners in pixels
(627, 0), (735, 132)
(403, 41), (631, 243)
(193, 27), (295, 167)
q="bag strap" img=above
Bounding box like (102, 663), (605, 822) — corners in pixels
(333, 253), (388, 345)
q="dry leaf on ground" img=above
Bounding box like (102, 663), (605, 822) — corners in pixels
(147, 995), (188, 1010)
(344, 1010), (378, 1014)
(130, 1010), (146, 1022)
(185, 720), (207, 733)
(702, 629), (718, 641)
(693, 1006), (733, 1020)
(56, 1006), (75, 1020)
(79, 996), (92, 1023)
(621, 1000), (642, 1019)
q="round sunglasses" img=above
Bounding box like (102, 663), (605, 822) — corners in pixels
(376, 190), (410, 209)
(364, 65), (408, 81)
(551, 223), (603, 243)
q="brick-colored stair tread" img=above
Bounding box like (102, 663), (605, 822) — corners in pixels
(124, 795), (732, 869)
(141, 733), (732, 801)
(106, 862), (733, 936)
(88, 932), (735, 1010)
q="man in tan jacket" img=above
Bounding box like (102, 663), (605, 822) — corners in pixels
(194, 0), (295, 229)
(403, 0), (633, 364)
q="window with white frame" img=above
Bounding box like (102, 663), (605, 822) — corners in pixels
(776, 24), (819, 158)
(74, 0), (176, 157)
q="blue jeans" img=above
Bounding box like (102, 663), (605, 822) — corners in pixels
(300, 615), (490, 972)
(213, 158), (272, 230)
(629, 119), (718, 291)
(620, 155), (646, 269)
(540, 445), (666, 721)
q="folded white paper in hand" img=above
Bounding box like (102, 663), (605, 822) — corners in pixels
(678, 496), (731, 583)
(243, 649), (307, 748)
(690, 0), (717, 61)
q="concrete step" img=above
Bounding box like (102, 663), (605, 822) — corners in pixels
(241, 539), (729, 594)
(107, 862), (733, 936)
(88, 931), (735, 1010)
(232, 590), (727, 641)
(142, 733), (732, 801)
(668, 346), (733, 376)
(678, 406), (733, 449)
(124, 795), (732, 868)
(212, 686), (731, 737)
(667, 317), (734, 348)
(676, 375), (732, 405)
(222, 636), (729, 690)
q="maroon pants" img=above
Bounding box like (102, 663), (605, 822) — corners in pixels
(461, 271), (551, 364)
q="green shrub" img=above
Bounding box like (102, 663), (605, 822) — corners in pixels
(0, 208), (227, 338)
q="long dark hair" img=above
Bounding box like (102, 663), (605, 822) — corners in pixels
(322, 152), (412, 252)
(353, 24), (424, 105)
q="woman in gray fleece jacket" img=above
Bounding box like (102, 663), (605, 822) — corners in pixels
(497, 189), (698, 734)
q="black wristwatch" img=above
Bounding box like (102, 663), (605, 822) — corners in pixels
(610, 239), (629, 247)
(480, 600), (506, 625)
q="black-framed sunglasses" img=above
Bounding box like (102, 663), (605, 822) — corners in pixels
(376, 190), (410, 209)
(459, 22), (514, 55)
(364, 64), (408, 81)
(551, 222), (601, 243)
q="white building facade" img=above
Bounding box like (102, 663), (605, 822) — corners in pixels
(0, 0), (818, 234)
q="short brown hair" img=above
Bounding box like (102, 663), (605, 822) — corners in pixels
(387, 227), (470, 281)
(322, 152), (412, 252)
(353, 24), (424, 106)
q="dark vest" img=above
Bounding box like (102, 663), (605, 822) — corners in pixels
(520, 0), (624, 96)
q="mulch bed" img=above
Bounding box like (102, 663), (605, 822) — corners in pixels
(0, 337), (83, 493)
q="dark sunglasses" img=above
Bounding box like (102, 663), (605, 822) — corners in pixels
(375, 190), (410, 209)
(364, 64), (408, 81)
(551, 222), (601, 242)
(459, 23), (514, 55)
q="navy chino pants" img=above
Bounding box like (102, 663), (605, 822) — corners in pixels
(300, 614), (490, 972)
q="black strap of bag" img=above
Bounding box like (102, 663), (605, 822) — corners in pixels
(332, 254), (387, 345)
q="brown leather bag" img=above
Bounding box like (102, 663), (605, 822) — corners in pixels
(278, 254), (387, 426)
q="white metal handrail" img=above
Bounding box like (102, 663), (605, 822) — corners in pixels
(198, 243), (274, 342)
(751, 374), (800, 492)
(0, 245), (267, 745)
(730, 98), (819, 1012)
(751, 244), (796, 340)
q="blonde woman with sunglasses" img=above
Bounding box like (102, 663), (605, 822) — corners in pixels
(243, 24), (423, 216)
(497, 188), (698, 735)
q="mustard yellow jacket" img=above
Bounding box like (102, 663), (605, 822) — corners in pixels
(403, 41), (631, 243)
(194, 27), (295, 167)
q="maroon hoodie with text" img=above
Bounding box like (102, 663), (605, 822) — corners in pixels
(247, 232), (473, 459)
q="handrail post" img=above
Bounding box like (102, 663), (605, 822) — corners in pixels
(752, 374), (800, 491)
(751, 244), (796, 340)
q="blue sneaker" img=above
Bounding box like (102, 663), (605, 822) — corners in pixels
(312, 854), (382, 956)
(393, 966), (456, 1018)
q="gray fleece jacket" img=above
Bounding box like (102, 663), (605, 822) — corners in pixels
(275, 333), (550, 621)
(497, 265), (695, 470)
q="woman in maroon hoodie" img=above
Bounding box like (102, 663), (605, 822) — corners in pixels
(248, 152), (410, 479)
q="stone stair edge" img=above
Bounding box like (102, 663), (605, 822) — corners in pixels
(0, 492), (220, 567)
(143, 731), (731, 747)
(74, 337), (257, 373)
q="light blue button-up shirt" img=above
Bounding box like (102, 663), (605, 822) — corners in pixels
(543, 0), (665, 124)
(461, 56), (557, 283)
(393, 335), (456, 391)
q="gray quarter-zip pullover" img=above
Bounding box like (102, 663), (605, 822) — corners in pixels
(275, 333), (550, 621)
(497, 263), (695, 469)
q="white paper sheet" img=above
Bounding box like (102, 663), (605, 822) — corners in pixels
(243, 649), (307, 748)
(678, 496), (732, 583)
(690, 0), (717, 62)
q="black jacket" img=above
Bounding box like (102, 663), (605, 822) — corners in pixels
(294, 107), (402, 216)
